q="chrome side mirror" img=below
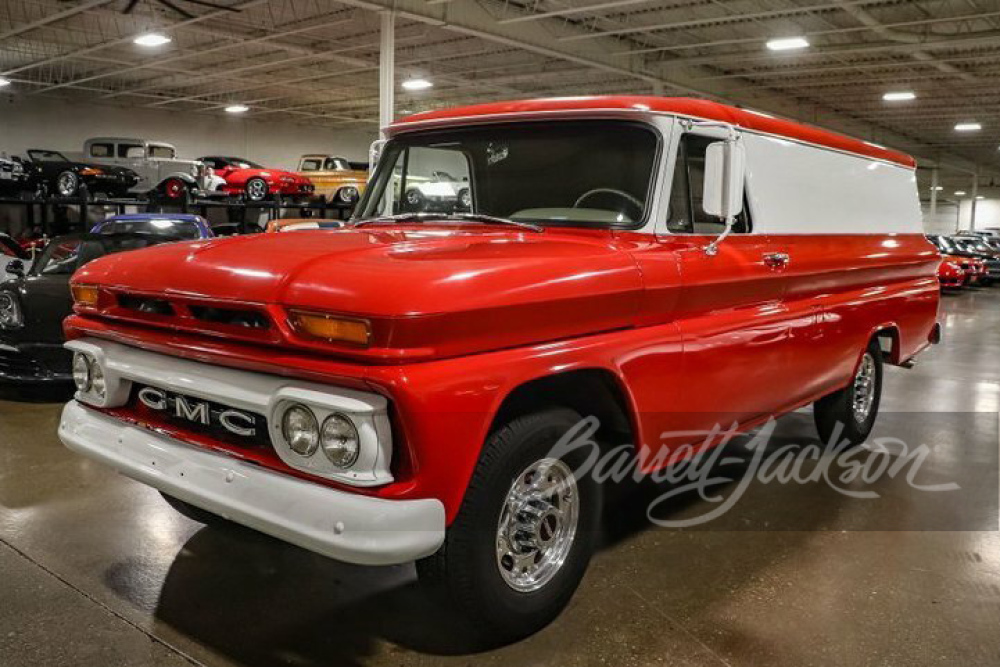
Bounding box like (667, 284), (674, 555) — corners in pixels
(703, 137), (746, 256)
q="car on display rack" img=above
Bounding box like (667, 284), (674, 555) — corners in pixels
(81, 137), (218, 200)
(264, 218), (346, 233)
(0, 233), (182, 384)
(296, 154), (367, 204)
(0, 155), (44, 198)
(91, 213), (214, 240)
(25, 149), (140, 199)
(57, 96), (940, 644)
(199, 156), (315, 202)
(397, 170), (472, 213)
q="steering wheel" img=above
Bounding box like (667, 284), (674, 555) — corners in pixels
(573, 188), (643, 221)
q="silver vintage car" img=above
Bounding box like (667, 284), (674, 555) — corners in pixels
(81, 137), (223, 200)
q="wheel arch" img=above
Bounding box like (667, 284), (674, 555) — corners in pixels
(488, 367), (639, 449)
(869, 323), (901, 365)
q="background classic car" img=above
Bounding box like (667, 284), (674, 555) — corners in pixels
(0, 233), (183, 383)
(199, 156), (314, 202)
(296, 154), (366, 203)
(26, 149), (140, 198)
(90, 213), (214, 240)
(82, 137), (215, 200)
(0, 155), (43, 197)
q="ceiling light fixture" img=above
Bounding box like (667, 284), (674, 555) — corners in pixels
(225, 104), (249, 114)
(0, 77), (11, 88)
(766, 36), (809, 51)
(401, 78), (433, 91)
(954, 122), (982, 132)
(134, 33), (171, 47)
(954, 191), (967, 196)
(976, 195), (985, 200)
(882, 91), (915, 102)
(931, 186), (944, 191)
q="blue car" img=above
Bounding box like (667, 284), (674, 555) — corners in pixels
(90, 213), (214, 240)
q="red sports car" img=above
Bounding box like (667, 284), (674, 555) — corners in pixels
(199, 156), (314, 202)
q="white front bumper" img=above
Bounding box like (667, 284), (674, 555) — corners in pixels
(59, 401), (445, 566)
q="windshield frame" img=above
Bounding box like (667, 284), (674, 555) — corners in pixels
(355, 119), (663, 231)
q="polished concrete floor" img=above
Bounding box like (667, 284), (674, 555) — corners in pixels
(1, 288), (999, 667)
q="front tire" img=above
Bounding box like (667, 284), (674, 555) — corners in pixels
(814, 338), (883, 448)
(417, 407), (601, 645)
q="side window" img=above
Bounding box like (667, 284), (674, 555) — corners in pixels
(89, 143), (113, 158)
(119, 144), (144, 158)
(300, 159), (321, 171)
(667, 134), (751, 234)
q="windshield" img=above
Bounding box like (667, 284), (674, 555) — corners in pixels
(931, 236), (954, 253)
(226, 157), (263, 169)
(99, 218), (201, 239)
(33, 236), (168, 276)
(356, 121), (659, 228)
(28, 150), (69, 163)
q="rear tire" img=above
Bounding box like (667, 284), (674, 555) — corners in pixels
(162, 178), (186, 200)
(814, 338), (883, 448)
(417, 407), (601, 646)
(160, 492), (229, 526)
(245, 177), (269, 202)
(55, 170), (78, 198)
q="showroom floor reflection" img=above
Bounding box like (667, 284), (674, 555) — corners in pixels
(1, 287), (998, 667)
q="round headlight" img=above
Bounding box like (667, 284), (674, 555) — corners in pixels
(90, 362), (106, 400)
(338, 186), (359, 203)
(72, 353), (92, 392)
(0, 292), (23, 329)
(321, 413), (360, 468)
(282, 404), (319, 456)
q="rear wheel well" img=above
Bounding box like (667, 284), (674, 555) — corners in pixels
(490, 369), (635, 446)
(874, 326), (901, 365)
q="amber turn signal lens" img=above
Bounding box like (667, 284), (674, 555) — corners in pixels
(289, 311), (370, 346)
(71, 284), (100, 307)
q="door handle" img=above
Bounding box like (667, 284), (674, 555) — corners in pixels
(763, 252), (790, 269)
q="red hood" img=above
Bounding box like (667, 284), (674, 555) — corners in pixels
(71, 226), (643, 361)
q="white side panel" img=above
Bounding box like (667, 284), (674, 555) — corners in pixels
(743, 133), (922, 234)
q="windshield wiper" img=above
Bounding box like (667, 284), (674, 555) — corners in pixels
(353, 212), (542, 232)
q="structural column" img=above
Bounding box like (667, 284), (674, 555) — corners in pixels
(929, 167), (938, 217)
(379, 10), (395, 139)
(970, 173), (979, 231)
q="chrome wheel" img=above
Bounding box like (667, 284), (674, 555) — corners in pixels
(56, 171), (77, 197)
(851, 352), (876, 424)
(246, 178), (268, 201)
(496, 458), (579, 593)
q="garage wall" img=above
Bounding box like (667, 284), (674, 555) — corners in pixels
(0, 97), (378, 171)
(958, 198), (1000, 230)
(922, 202), (960, 234)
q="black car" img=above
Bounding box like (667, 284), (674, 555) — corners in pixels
(0, 233), (178, 383)
(26, 149), (140, 199)
(928, 234), (1000, 285)
(0, 155), (43, 198)
(951, 235), (1000, 284)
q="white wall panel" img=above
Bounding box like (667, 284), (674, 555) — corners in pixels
(0, 97), (377, 171)
(744, 133), (922, 235)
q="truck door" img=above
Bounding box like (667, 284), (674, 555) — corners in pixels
(656, 129), (794, 446)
